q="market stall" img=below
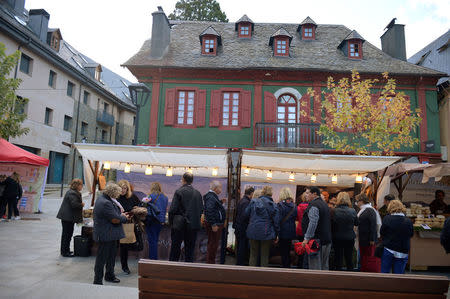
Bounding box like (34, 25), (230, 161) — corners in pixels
(0, 138), (49, 213)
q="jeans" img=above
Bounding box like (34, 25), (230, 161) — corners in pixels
(146, 222), (162, 260)
(7, 197), (19, 219)
(381, 248), (408, 274)
(249, 239), (271, 267)
(235, 231), (249, 266)
(94, 240), (118, 283)
(169, 227), (198, 262)
(205, 222), (223, 264)
(279, 238), (292, 268)
(60, 220), (75, 255)
(308, 242), (331, 270)
(119, 243), (129, 270)
(333, 239), (355, 271)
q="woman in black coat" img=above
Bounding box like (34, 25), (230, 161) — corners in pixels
(277, 187), (297, 268)
(332, 192), (358, 271)
(380, 200), (413, 274)
(3, 172), (22, 220)
(116, 180), (141, 274)
(56, 179), (84, 257)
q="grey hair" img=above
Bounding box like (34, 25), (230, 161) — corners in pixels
(209, 180), (221, 191)
(103, 182), (122, 199)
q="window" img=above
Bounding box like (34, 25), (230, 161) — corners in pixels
(133, 116), (136, 126)
(50, 34), (60, 51)
(101, 130), (107, 142)
(275, 37), (289, 56)
(67, 81), (75, 97)
(19, 53), (32, 75)
(176, 91), (195, 125)
(44, 108), (53, 126)
(83, 91), (90, 105)
(16, 96), (26, 115)
(348, 40), (362, 59)
(103, 102), (109, 112)
(48, 70), (56, 88)
(202, 36), (216, 55)
(63, 115), (72, 131)
(302, 26), (315, 40)
(222, 92), (240, 127)
(304, 28), (312, 37)
(238, 23), (251, 38)
(81, 122), (88, 136)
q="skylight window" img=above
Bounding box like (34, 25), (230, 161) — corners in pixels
(120, 79), (129, 88)
(65, 43), (77, 55)
(79, 55), (88, 64)
(14, 16), (27, 26)
(72, 57), (83, 69)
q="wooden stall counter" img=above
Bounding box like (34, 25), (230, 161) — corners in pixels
(410, 231), (450, 269)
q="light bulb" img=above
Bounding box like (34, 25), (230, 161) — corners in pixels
(124, 163), (131, 173)
(103, 161), (111, 170)
(166, 167), (173, 177)
(145, 165), (152, 175)
(266, 170), (272, 180)
(243, 167), (250, 176)
(355, 174), (363, 184)
(187, 167), (193, 174)
(311, 174), (317, 183)
(212, 167), (218, 176)
(332, 174), (338, 184)
(288, 172), (295, 182)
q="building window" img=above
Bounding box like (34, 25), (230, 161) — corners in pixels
(51, 35), (60, 51)
(349, 41), (362, 59)
(16, 96), (27, 115)
(48, 70), (56, 88)
(67, 81), (75, 97)
(176, 91), (195, 125)
(202, 36), (216, 55)
(81, 122), (88, 136)
(222, 92), (239, 127)
(63, 115), (72, 131)
(238, 23), (251, 38)
(83, 91), (90, 105)
(302, 26), (315, 40)
(19, 53), (32, 75)
(101, 130), (107, 142)
(275, 37), (289, 56)
(44, 108), (53, 126)
(103, 102), (109, 112)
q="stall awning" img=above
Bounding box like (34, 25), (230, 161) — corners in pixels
(241, 150), (400, 187)
(0, 138), (49, 166)
(74, 143), (229, 177)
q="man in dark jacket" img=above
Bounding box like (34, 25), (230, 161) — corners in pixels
(234, 186), (254, 265)
(56, 179), (84, 257)
(441, 217), (450, 254)
(93, 183), (129, 285)
(203, 181), (226, 264)
(3, 172), (22, 220)
(302, 186), (332, 270)
(168, 172), (203, 262)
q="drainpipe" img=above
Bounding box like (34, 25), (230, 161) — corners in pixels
(71, 84), (83, 181)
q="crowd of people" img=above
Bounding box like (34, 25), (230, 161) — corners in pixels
(55, 173), (448, 285)
(0, 172), (23, 221)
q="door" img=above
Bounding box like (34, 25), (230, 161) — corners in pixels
(277, 94), (297, 146)
(48, 152), (65, 184)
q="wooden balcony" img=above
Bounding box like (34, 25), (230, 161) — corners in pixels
(255, 122), (323, 149)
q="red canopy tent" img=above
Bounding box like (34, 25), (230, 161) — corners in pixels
(0, 138), (49, 166)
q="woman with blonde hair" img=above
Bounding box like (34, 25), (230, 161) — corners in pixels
(144, 182), (168, 260)
(244, 185), (280, 267)
(331, 192), (358, 271)
(277, 187), (297, 267)
(56, 179), (84, 257)
(116, 179), (141, 274)
(380, 200), (413, 274)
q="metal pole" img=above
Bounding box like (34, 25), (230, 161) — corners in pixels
(71, 84), (83, 180)
(133, 104), (140, 145)
(60, 155), (66, 197)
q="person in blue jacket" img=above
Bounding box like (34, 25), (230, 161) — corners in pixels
(277, 187), (297, 268)
(244, 185), (279, 267)
(144, 182), (168, 260)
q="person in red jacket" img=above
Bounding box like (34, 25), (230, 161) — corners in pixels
(296, 192), (309, 268)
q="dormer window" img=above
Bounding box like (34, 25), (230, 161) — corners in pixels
(46, 29), (62, 52)
(338, 30), (365, 60)
(199, 26), (222, 56)
(297, 17), (317, 40)
(235, 15), (254, 38)
(269, 27), (292, 57)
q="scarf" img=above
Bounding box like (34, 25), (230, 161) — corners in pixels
(358, 203), (382, 238)
(111, 198), (125, 213)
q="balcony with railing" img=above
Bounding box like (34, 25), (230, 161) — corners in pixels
(255, 122), (323, 148)
(96, 111), (115, 127)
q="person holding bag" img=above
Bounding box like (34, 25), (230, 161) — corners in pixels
(143, 182), (168, 260)
(117, 180), (141, 275)
(277, 187), (297, 268)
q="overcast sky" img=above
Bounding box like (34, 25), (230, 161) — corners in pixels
(25, 0), (449, 83)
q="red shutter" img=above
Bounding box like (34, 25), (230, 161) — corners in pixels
(240, 90), (252, 127)
(196, 89), (206, 127)
(210, 90), (221, 127)
(264, 91), (277, 122)
(164, 88), (176, 126)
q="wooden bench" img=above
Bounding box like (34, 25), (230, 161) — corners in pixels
(138, 259), (449, 298)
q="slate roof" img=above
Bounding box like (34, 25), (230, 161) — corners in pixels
(299, 16), (316, 26)
(338, 30), (365, 49)
(408, 30), (450, 86)
(269, 27), (293, 46)
(124, 20), (445, 77)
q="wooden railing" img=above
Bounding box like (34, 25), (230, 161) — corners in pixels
(255, 122), (323, 148)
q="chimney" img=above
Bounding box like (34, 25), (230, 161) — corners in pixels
(28, 9), (50, 43)
(150, 6), (170, 59)
(380, 18), (406, 61)
(4, 0), (26, 16)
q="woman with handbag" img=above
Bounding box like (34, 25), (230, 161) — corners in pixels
(277, 187), (297, 268)
(380, 199), (413, 274)
(244, 186), (280, 267)
(117, 180), (141, 274)
(144, 182), (168, 260)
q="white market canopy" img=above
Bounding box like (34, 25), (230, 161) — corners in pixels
(241, 150), (401, 187)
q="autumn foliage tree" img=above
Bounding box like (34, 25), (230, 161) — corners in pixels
(307, 70), (421, 156)
(168, 0), (228, 22)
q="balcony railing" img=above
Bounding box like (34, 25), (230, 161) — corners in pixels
(255, 122), (323, 148)
(96, 111), (115, 127)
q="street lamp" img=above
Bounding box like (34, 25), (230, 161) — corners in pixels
(128, 83), (151, 145)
